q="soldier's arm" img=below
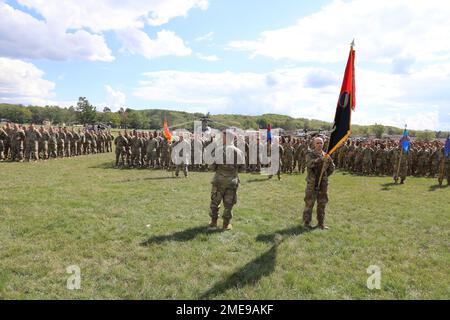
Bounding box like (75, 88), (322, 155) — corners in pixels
(305, 152), (321, 169)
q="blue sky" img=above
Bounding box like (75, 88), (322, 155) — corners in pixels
(0, 0), (449, 130)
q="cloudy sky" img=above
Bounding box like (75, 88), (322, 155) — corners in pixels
(1, 0), (449, 130)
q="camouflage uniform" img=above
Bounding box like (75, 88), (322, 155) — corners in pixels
(39, 128), (50, 160)
(438, 148), (449, 186)
(11, 126), (26, 161)
(146, 135), (159, 168)
(209, 143), (245, 228)
(0, 128), (7, 161)
(114, 134), (128, 167)
(48, 130), (58, 158)
(130, 134), (143, 167)
(302, 149), (335, 228)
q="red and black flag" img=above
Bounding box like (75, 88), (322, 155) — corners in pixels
(327, 41), (356, 155)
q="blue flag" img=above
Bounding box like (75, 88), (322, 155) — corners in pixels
(445, 135), (450, 157)
(400, 129), (410, 152)
(267, 124), (272, 142)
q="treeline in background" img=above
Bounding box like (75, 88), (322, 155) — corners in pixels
(0, 97), (447, 140)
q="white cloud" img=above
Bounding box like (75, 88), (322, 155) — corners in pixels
(117, 29), (192, 59)
(105, 85), (126, 111)
(133, 65), (450, 130)
(196, 53), (220, 61)
(0, 0), (208, 61)
(0, 57), (56, 105)
(16, 0), (209, 31)
(0, 3), (114, 61)
(228, 0), (450, 64)
(195, 31), (214, 42)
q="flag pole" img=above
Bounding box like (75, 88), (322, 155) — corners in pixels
(394, 124), (407, 184)
(315, 137), (331, 193)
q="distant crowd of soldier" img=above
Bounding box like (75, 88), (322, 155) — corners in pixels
(0, 122), (114, 162)
(281, 136), (449, 186)
(113, 130), (449, 186)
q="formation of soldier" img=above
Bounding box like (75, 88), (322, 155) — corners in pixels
(0, 122), (114, 162)
(112, 129), (449, 186)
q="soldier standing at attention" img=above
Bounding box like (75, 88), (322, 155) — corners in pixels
(209, 131), (245, 231)
(0, 126), (7, 161)
(114, 131), (128, 167)
(302, 137), (335, 230)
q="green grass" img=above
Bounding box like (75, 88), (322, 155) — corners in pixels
(0, 153), (449, 299)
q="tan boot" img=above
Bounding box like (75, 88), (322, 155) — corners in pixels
(223, 222), (233, 231)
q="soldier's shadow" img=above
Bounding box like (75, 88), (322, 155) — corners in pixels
(198, 225), (311, 299)
(140, 225), (222, 246)
(381, 182), (398, 191)
(429, 184), (448, 192)
(89, 161), (117, 169)
(246, 178), (270, 183)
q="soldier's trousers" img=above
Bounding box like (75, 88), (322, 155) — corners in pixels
(25, 142), (39, 161)
(71, 141), (78, 156)
(40, 142), (48, 160)
(393, 163), (408, 182)
(65, 142), (71, 157)
(131, 151), (141, 166)
(303, 181), (329, 226)
(362, 161), (372, 175)
(210, 184), (238, 222)
(175, 163), (188, 177)
(438, 163), (449, 185)
(49, 144), (57, 158)
(58, 143), (64, 157)
(0, 141), (4, 160)
(12, 145), (24, 161)
(115, 149), (126, 166)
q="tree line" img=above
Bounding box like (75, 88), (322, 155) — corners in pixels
(0, 98), (447, 140)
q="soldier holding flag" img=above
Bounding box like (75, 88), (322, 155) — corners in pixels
(302, 40), (356, 229)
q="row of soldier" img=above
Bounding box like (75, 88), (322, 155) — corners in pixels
(113, 130), (449, 186)
(0, 122), (114, 162)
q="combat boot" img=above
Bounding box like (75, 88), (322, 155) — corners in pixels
(223, 220), (233, 231)
(208, 217), (218, 228)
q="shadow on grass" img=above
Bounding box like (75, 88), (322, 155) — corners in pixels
(89, 161), (117, 169)
(199, 225), (312, 299)
(381, 182), (399, 191)
(140, 225), (221, 246)
(429, 184), (448, 192)
(246, 178), (270, 183)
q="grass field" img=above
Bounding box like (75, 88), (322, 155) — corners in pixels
(0, 152), (449, 299)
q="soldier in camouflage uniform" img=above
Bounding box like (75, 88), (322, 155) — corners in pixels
(173, 135), (190, 177)
(437, 145), (449, 186)
(160, 136), (172, 169)
(48, 127), (58, 158)
(11, 124), (26, 162)
(208, 131), (245, 230)
(3, 122), (13, 160)
(63, 127), (72, 157)
(114, 131), (128, 167)
(130, 130), (143, 167)
(39, 126), (50, 160)
(393, 146), (408, 184)
(25, 124), (42, 161)
(302, 137), (335, 230)
(362, 141), (374, 175)
(146, 132), (159, 168)
(57, 128), (65, 157)
(0, 126), (7, 161)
